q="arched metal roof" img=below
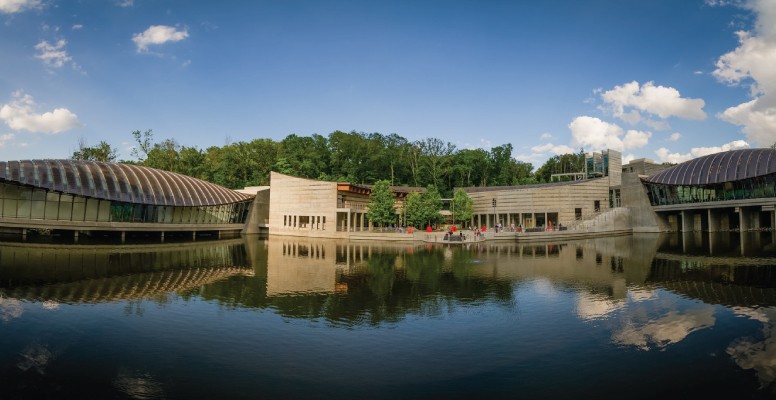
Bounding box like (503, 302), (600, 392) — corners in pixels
(645, 148), (776, 186)
(0, 160), (254, 207)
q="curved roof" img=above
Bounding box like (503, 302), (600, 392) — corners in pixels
(645, 148), (776, 186)
(0, 160), (254, 206)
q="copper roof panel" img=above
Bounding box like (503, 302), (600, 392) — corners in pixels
(0, 159), (253, 206)
(646, 148), (776, 185)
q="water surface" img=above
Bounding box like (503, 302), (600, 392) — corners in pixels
(2, 233), (776, 399)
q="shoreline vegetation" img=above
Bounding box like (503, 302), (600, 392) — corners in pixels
(73, 129), (595, 197)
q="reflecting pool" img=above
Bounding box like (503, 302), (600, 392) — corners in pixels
(2, 233), (776, 399)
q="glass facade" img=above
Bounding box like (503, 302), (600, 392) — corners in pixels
(0, 182), (250, 224)
(644, 174), (776, 206)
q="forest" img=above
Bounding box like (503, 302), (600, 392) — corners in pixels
(72, 130), (589, 197)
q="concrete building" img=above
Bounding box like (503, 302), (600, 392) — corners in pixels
(268, 171), (422, 238)
(0, 159), (255, 241)
(630, 148), (776, 233)
(460, 150), (622, 231)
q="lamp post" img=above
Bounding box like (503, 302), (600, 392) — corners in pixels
(492, 198), (496, 231)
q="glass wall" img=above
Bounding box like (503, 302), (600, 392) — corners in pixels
(645, 174), (776, 206)
(0, 182), (250, 224)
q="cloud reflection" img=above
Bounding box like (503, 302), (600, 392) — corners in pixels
(576, 291), (625, 321)
(17, 344), (53, 374)
(113, 368), (165, 400)
(0, 295), (23, 321)
(612, 307), (715, 351)
(727, 307), (776, 387)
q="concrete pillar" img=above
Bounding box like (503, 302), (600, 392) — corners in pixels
(681, 210), (692, 232)
(739, 207), (749, 231)
(161, 231), (165, 243)
(121, 231), (126, 243)
(347, 211), (351, 232)
(708, 209), (719, 232)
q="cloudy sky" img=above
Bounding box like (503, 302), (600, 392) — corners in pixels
(1, 0), (774, 166)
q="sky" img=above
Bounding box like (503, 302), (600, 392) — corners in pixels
(1, 0), (775, 168)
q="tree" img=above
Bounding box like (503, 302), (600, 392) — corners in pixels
(419, 137), (455, 192)
(130, 129), (154, 161)
(366, 180), (396, 231)
(72, 138), (118, 162)
(405, 184), (443, 228)
(451, 188), (473, 227)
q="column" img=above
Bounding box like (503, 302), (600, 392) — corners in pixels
(681, 210), (692, 232)
(739, 207), (749, 231)
(708, 209), (718, 232)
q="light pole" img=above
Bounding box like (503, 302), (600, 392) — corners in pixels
(492, 198), (496, 231)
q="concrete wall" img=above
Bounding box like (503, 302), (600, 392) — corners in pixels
(269, 172), (339, 234)
(242, 187), (269, 234)
(620, 172), (669, 232)
(466, 178), (612, 228)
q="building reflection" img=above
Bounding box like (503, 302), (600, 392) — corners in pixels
(0, 239), (253, 304)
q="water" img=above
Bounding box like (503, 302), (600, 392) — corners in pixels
(1, 233), (776, 399)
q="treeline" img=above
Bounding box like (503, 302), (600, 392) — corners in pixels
(73, 130), (587, 196)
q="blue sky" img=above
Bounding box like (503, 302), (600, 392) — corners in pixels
(1, 0), (774, 167)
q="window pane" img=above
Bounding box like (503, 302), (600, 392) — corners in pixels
(44, 192), (59, 220)
(58, 194), (73, 220)
(72, 197), (85, 221)
(85, 198), (99, 221)
(98, 200), (110, 222)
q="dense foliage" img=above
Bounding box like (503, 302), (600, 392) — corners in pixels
(405, 184), (444, 228)
(366, 180), (397, 230)
(73, 129), (594, 196)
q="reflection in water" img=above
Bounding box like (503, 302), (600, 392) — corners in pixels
(0, 239), (253, 303)
(3, 232), (776, 397)
(727, 307), (776, 388)
(613, 305), (716, 351)
(17, 344), (53, 375)
(0, 295), (23, 321)
(113, 368), (165, 400)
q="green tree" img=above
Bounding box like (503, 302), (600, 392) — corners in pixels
(72, 138), (118, 162)
(405, 184), (443, 229)
(366, 180), (396, 231)
(419, 137), (455, 192)
(130, 129), (154, 161)
(451, 188), (473, 227)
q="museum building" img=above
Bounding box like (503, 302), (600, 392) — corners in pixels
(0, 160), (255, 239)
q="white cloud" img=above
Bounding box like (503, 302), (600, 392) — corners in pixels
(713, 0), (776, 146)
(600, 81), (707, 124)
(622, 130), (652, 149)
(34, 40), (73, 69)
(0, 0), (40, 13)
(669, 132), (682, 141)
(539, 132), (553, 141)
(568, 116), (653, 152)
(569, 116), (625, 151)
(72, 24), (83, 30)
(0, 91), (80, 134)
(654, 140), (750, 163)
(0, 133), (14, 146)
(132, 25), (189, 52)
(117, 0), (133, 7)
(622, 153), (635, 164)
(530, 142), (576, 155)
